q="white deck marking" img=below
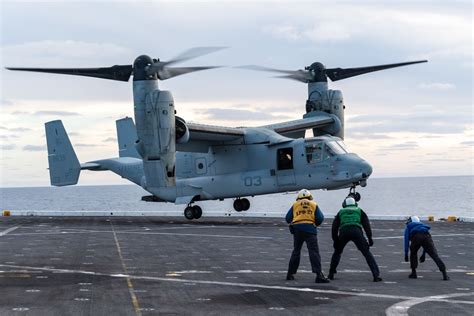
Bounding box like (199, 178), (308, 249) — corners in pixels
(385, 292), (474, 316)
(7, 230), (272, 239)
(0, 225), (21, 237)
(1, 263), (474, 306)
(373, 233), (474, 240)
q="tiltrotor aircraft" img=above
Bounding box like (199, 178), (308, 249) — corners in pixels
(7, 48), (426, 219)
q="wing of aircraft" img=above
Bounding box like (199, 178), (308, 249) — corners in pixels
(178, 114), (335, 152)
(260, 115), (335, 138)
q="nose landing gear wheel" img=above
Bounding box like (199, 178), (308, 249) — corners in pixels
(348, 186), (361, 202)
(184, 205), (203, 220)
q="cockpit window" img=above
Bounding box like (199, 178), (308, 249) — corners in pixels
(326, 141), (346, 155)
(305, 142), (323, 164)
(336, 141), (350, 153)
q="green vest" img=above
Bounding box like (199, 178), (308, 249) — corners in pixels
(339, 206), (362, 229)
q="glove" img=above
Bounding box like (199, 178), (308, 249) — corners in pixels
(404, 255), (409, 262)
(420, 254), (426, 263)
(368, 238), (374, 247)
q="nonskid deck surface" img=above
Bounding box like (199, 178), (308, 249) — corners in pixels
(0, 217), (473, 315)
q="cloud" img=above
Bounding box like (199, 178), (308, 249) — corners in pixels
(33, 111), (80, 116)
(103, 137), (117, 142)
(1, 144), (16, 150)
(460, 141), (474, 146)
(345, 132), (394, 140)
(382, 141), (419, 151)
(346, 112), (471, 134)
(203, 108), (291, 121)
(2, 40), (134, 65)
(0, 126), (32, 132)
(1, 98), (14, 106)
(418, 82), (456, 90)
(23, 145), (47, 151)
(75, 143), (98, 147)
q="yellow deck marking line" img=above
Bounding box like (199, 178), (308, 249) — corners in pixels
(110, 221), (142, 316)
(0, 225), (21, 237)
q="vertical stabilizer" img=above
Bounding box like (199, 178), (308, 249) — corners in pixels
(116, 117), (140, 159)
(45, 120), (80, 186)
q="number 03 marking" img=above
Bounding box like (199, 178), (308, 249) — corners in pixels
(244, 176), (262, 186)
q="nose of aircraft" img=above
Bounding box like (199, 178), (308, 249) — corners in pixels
(360, 160), (373, 179)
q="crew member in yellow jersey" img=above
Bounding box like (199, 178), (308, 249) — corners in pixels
(285, 189), (330, 283)
(328, 196), (382, 282)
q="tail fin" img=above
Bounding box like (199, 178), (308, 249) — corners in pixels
(116, 117), (140, 159)
(45, 120), (80, 186)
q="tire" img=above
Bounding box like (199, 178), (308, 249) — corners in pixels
(233, 199), (243, 212)
(354, 192), (361, 202)
(184, 206), (194, 220)
(241, 198), (250, 211)
(192, 205), (202, 219)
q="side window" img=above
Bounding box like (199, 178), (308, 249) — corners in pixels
(277, 147), (293, 170)
(305, 142), (323, 164)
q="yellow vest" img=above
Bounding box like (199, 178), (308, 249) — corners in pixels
(291, 199), (317, 225)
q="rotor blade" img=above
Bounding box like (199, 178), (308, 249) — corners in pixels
(239, 65), (313, 83)
(164, 46), (227, 66)
(6, 65), (133, 82)
(274, 74), (312, 83)
(157, 66), (222, 80)
(325, 60), (428, 81)
(237, 65), (299, 75)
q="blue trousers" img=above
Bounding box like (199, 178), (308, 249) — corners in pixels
(287, 229), (322, 274)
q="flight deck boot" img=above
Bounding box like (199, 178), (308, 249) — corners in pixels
(315, 272), (330, 283)
(408, 269), (417, 279)
(441, 270), (450, 281)
(328, 269), (336, 280)
(286, 272), (295, 280)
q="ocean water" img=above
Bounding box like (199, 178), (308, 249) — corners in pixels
(1, 176), (473, 218)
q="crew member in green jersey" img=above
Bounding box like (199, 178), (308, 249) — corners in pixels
(328, 196), (382, 282)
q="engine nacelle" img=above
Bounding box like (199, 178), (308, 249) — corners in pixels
(133, 80), (176, 188)
(306, 82), (345, 139)
(175, 116), (190, 144)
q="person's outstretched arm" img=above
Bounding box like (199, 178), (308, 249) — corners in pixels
(315, 206), (324, 226)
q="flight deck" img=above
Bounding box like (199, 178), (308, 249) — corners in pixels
(1, 217), (473, 315)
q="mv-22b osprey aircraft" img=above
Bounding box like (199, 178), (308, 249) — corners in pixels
(7, 48), (426, 219)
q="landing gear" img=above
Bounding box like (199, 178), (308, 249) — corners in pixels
(184, 205), (202, 220)
(348, 185), (361, 202)
(233, 198), (250, 212)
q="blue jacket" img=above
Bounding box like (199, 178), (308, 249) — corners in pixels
(404, 222), (430, 256)
(285, 204), (324, 234)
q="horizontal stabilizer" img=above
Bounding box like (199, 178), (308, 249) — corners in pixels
(45, 120), (80, 186)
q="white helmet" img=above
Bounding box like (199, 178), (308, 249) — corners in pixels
(297, 189), (313, 200)
(407, 216), (420, 224)
(344, 197), (356, 206)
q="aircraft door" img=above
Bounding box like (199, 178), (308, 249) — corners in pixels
(276, 147), (296, 186)
(195, 157), (207, 175)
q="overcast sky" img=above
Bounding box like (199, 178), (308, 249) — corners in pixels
(0, 0), (472, 187)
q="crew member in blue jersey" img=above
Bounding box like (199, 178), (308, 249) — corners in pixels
(285, 189), (330, 283)
(404, 216), (449, 280)
(328, 196), (382, 282)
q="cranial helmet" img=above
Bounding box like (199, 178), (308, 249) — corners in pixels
(406, 215), (420, 224)
(344, 197), (356, 207)
(297, 189), (313, 200)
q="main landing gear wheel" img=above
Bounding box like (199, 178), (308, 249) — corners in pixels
(184, 205), (202, 220)
(233, 198), (250, 212)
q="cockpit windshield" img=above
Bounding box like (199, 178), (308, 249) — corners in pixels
(326, 141), (346, 155)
